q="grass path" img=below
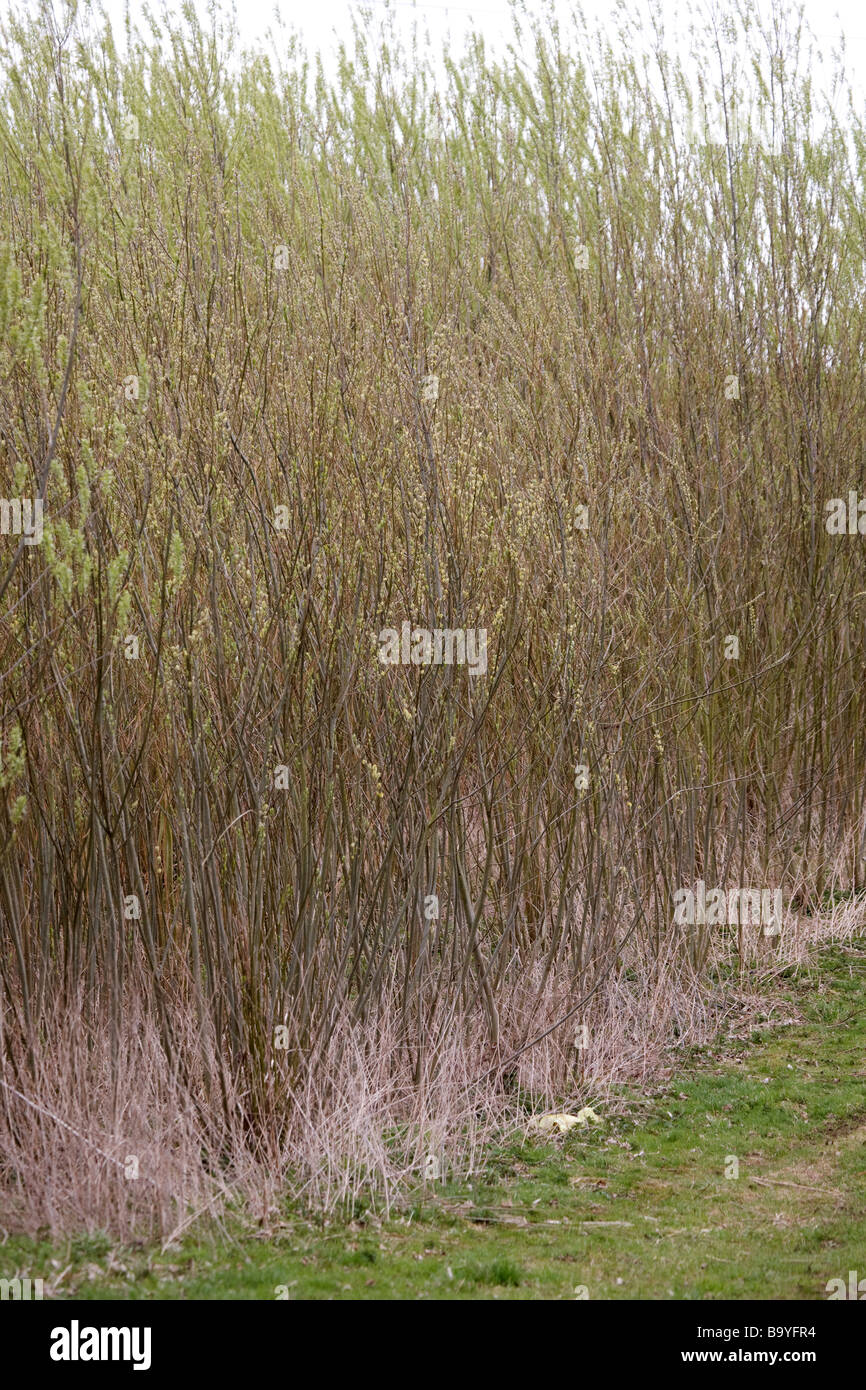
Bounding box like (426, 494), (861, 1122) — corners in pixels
(4, 944), (865, 1300)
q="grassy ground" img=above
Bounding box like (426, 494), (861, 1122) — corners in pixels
(3, 943), (865, 1301)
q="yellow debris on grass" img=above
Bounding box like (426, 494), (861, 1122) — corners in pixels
(528, 1107), (602, 1134)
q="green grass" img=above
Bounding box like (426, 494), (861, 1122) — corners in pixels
(4, 944), (865, 1300)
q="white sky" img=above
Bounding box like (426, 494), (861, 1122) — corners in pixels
(16, 0), (866, 107)
(164, 0), (866, 58)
